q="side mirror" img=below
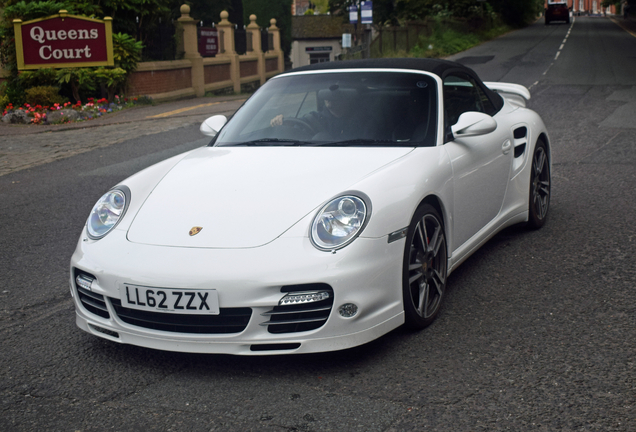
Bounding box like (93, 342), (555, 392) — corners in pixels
(451, 112), (497, 139)
(200, 115), (228, 137)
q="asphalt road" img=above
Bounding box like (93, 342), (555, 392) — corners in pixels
(1, 16), (635, 431)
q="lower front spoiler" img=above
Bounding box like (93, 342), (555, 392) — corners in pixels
(76, 311), (405, 355)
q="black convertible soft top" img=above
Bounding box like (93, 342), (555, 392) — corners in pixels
(288, 58), (504, 112)
(290, 58), (469, 77)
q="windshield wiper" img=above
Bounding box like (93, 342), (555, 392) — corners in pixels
(313, 139), (394, 147)
(225, 138), (311, 146)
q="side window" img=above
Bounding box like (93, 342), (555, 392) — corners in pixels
(443, 74), (495, 126)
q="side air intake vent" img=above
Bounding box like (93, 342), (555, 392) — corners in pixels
(513, 126), (528, 159)
(262, 284), (334, 334)
(73, 269), (110, 319)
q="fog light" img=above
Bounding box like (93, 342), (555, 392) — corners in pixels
(279, 291), (330, 305)
(76, 274), (94, 291)
(338, 303), (358, 318)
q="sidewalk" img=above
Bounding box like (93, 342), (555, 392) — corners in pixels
(609, 14), (636, 37)
(0, 93), (248, 177)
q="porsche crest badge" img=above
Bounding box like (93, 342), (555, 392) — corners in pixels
(189, 226), (203, 236)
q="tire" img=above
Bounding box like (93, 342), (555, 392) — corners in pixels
(527, 140), (551, 229)
(545, 18), (550, 25)
(402, 203), (448, 329)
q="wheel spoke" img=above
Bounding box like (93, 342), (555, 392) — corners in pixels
(534, 149), (546, 176)
(416, 223), (427, 252)
(432, 269), (445, 295)
(534, 194), (547, 218)
(409, 271), (423, 285)
(417, 283), (428, 315)
(430, 225), (443, 257)
(539, 196), (548, 217)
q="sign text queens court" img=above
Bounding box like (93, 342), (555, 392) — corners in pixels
(13, 10), (114, 70)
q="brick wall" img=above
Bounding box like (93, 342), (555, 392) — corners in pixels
(204, 63), (231, 84)
(128, 67), (192, 96)
(265, 58), (278, 73)
(240, 60), (258, 78)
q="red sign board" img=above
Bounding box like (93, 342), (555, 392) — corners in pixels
(14, 10), (114, 70)
(198, 28), (219, 57)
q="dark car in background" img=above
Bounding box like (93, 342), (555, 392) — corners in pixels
(545, 2), (571, 24)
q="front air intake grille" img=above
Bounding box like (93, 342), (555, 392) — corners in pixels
(262, 284), (334, 334)
(109, 298), (252, 334)
(74, 269), (110, 319)
(77, 286), (110, 319)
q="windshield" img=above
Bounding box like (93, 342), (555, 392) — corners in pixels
(213, 71), (438, 147)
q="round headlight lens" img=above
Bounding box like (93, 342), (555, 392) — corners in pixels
(311, 195), (368, 250)
(87, 188), (129, 239)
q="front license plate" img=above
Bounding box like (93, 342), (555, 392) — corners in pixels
(121, 284), (220, 315)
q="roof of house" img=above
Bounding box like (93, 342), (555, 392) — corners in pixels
(291, 15), (352, 40)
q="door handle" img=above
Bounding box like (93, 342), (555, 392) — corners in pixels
(502, 140), (512, 155)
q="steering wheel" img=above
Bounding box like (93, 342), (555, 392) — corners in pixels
(282, 118), (315, 135)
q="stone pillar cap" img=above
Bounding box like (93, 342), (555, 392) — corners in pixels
(219, 10), (230, 24)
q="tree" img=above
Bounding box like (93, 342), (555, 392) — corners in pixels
(242, 0), (292, 57)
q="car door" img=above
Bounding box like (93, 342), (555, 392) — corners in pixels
(442, 73), (513, 250)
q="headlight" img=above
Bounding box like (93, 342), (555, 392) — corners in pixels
(87, 186), (130, 240)
(311, 194), (369, 251)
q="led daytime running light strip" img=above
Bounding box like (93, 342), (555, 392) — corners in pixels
(279, 291), (330, 305)
(76, 274), (94, 291)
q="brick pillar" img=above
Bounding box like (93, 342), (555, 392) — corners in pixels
(247, 14), (262, 54)
(247, 14), (265, 84)
(216, 11), (240, 93)
(178, 4), (204, 97)
(268, 19), (284, 73)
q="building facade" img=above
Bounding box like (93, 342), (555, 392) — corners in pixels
(290, 15), (353, 68)
(546, 0), (617, 15)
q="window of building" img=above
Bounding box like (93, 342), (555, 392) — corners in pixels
(309, 53), (330, 64)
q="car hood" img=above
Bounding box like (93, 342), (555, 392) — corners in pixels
(127, 146), (413, 248)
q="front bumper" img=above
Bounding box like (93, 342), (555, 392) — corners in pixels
(70, 228), (406, 355)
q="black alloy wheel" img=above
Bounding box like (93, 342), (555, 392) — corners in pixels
(403, 203), (448, 329)
(527, 140), (551, 229)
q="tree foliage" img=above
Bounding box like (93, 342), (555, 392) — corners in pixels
(242, 0), (292, 56)
(329, 0), (543, 27)
(112, 32), (143, 73)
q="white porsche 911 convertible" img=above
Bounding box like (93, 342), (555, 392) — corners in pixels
(70, 59), (551, 355)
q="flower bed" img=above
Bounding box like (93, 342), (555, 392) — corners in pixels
(1, 96), (151, 125)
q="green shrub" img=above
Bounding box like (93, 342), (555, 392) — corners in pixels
(24, 86), (67, 106)
(0, 94), (9, 111)
(93, 67), (127, 101)
(408, 18), (509, 59)
(113, 33), (143, 74)
(56, 68), (96, 103)
(18, 68), (58, 88)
